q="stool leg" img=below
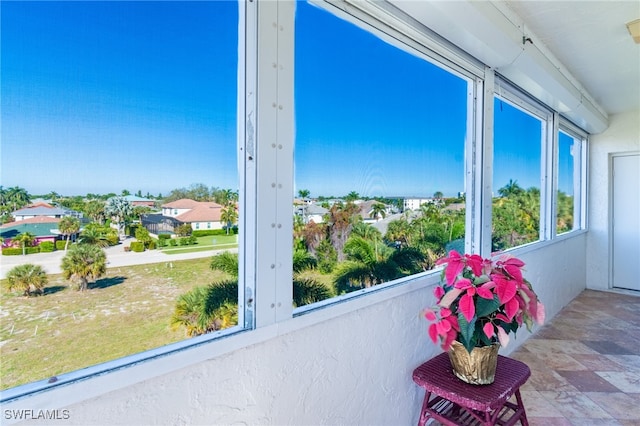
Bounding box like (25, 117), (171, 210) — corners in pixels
(417, 391), (432, 426)
(514, 389), (529, 426)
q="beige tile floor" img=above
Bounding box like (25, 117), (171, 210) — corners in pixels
(509, 289), (640, 426)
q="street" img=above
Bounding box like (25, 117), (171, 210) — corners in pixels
(0, 242), (234, 279)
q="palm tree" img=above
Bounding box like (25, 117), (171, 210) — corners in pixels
(13, 232), (35, 256)
(498, 179), (524, 198)
(6, 186), (31, 211)
(171, 280), (239, 336)
(78, 227), (111, 248)
(333, 236), (425, 294)
(220, 202), (238, 235)
(104, 196), (133, 238)
(84, 200), (106, 224)
(344, 191), (360, 202)
(170, 286), (210, 336)
(58, 216), (81, 250)
(4, 264), (48, 296)
(297, 189), (310, 199)
(60, 244), (107, 291)
(369, 202), (387, 221)
(210, 251), (239, 277)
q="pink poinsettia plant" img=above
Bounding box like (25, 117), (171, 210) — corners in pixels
(424, 250), (545, 353)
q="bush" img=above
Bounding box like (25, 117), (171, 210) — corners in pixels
(157, 238), (167, 248)
(130, 242), (145, 252)
(147, 240), (156, 250)
(39, 241), (55, 252)
(178, 237), (189, 246)
(169, 239), (177, 247)
(55, 240), (67, 250)
(2, 247), (40, 256)
(158, 234), (171, 240)
(191, 229), (227, 237)
(188, 235), (197, 245)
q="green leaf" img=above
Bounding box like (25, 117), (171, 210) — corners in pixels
(473, 274), (491, 285)
(457, 313), (476, 352)
(475, 295), (500, 318)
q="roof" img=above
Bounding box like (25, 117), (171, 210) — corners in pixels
(1, 217), (61, 239)
(162, 198), (214, 209)
(122, 195), (154, 202)
(12, 205), (70, 217)
(175, 203), (223, 223)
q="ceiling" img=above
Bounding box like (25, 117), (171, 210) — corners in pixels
(504, 1), (640, 116)
(389, 0), (639, 121)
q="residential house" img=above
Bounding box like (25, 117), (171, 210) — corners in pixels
(294, 202), (328, 224)
(11, 202), (82, 222)
(161, 198), (225, 231)
(0, 216), (61, 247)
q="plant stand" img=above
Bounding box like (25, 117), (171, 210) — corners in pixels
(412, 353), (530, 426)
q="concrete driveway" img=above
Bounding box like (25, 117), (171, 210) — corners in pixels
(0, 241), (234, 279)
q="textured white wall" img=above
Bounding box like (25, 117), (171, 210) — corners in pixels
(7, 237), (585, 426)
(587, 110), (640, 291)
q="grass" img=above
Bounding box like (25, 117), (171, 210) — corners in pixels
(0, 258), (225, 391)
(159, 234), (238, 254)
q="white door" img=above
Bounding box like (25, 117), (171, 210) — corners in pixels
(612, 153), (640, 291)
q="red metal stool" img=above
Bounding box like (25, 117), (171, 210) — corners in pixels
(412, 352), (530, 426)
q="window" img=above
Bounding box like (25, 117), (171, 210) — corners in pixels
(491, 95), (545, 251)
(556, 127), (585, 234)
(293, 2), (470, 309)
(1, 0), (241, 392)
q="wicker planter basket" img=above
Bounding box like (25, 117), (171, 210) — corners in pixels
(448, 341), (500, 385)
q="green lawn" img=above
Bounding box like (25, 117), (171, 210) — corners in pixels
(0, 258), (225, 391)
(159, 234), (238, 254)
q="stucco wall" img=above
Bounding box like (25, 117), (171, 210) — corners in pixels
(7, 236), (586, 426)
(587, 110), (640, 291)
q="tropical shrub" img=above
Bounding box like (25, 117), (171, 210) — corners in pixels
(4, 263), (48, 296)
(60, 244), (107, 291)
(56, 240), (67, 250)
(130, 242), (145, 252)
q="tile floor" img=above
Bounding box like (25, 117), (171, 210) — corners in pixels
(509, 289), (640, 426)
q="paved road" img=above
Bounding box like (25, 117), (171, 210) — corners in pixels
(0, 241), (235, 279)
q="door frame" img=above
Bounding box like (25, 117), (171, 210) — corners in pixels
(609, 151), (640, 291)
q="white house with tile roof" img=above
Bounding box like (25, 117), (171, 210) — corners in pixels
(161, 198), (225, 231)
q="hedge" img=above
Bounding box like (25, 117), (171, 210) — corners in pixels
(2, 247), (41, 256)
(56, 240), (67, 250)
(191, 229), (229, 237)
(39, 241), (55, 252)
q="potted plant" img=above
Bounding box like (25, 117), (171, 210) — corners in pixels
(424, 250), (545, 384)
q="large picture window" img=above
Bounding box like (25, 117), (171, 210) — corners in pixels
(1, 1), (241, 391)
(293, 2), (470, 308)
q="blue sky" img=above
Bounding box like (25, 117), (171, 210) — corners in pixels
(1, 1), (550, 199)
